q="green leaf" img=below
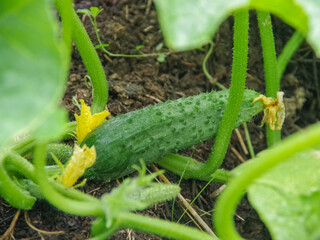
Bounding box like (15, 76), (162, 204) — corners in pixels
(135, 45), (145, 51)
(248, 150), (320, 240)
(154, 0), (249, 51)
(0, 0), (67, 148)
(76, 9), (92, 15)
(155, 42), (164, 51)
(157, 54), (166, 62)
(153, 0), (320, 53)
(33, 108), (68, 142)
(90, 7), (103, 18)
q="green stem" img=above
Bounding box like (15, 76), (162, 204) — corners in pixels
(5, 152), (36, 181)
(12, 121), (76, 156)
(202, 41), (225, 90)
(159, 11), (249, 180)
(243, 123), (255, 158)
(5, 152), (95, 203)
(277, 31), (305, 81)
(214, 122), (320, 240)
(0, 152), (36, 209)
(90, 15), (170, 59)
(53, 0), (72, 57)
(55, 2), (108, 114)
(33, 144), (103, 216)
(257, 11), (280, 146)
(118, 212), (217, 240)
(189, 10), (249, 179)
(157, 154), (231, 183)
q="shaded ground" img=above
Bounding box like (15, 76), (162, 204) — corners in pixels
(1, 1), (320, 239)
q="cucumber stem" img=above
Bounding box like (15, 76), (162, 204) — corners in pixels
(257, 11), (280, 146)
(158, 11), (249, 180)
(193, 10), (249, 178)
(54, 1), (108, 114)
(214, 122), (320, 240)
(0, 152), (36, 209)
(117, 212), (217, 240)
(277, 31), (305, 81)
(33, 144), (103, 216)
(158, 153), (231, 183)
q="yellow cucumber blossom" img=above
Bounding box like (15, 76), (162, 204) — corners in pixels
(57, 144), (96, 187)
(75, 99), (110, 143)
(253, 91), (285, 130)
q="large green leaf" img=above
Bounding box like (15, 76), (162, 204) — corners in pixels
(153, 0), (320, 54)
(248, 151), (320, 240)
(154, 0), (249, 51)
(0, 0), (67, 148)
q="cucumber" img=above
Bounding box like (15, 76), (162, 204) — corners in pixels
(82, 89), (263, 181)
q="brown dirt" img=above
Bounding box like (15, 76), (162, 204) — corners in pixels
(1, 1), (320, 239)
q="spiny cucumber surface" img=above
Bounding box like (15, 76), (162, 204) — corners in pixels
(82, 89), (263, 181)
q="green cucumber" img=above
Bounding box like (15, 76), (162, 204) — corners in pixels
(82, 89), (263, 181)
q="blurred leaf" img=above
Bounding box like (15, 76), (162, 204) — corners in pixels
(0, 0), (67, 148)
(135, 45), (145, 51)
(76, 9), (92, 15)
(90, 7), (103, 18)
(248, 150), (320, 240)
(155, 42), (163, 51)
(157, 54), (166, 62)
(33, 109), (68, 142)
(153, 0), (320, 53)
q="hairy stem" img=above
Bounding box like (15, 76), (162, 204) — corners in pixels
(257, 11), (280, 146)
(118, 212), (217, 240)
(157, 153), (231, 183)
(188, 10), (249, 178)
(0, 152), (36, 209)
(55, 2), (108, 113)
(214, 122), (320, 239)
(33, 144), (103, 216)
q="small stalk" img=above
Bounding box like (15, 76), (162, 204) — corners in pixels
(257, 11), (280, 146)
(243, 123), (255, 158)
(202, 41), (226, 90)
(88, 13), (170, 59)
(277, 31), (305, 81)
(214, 121), (320, 240)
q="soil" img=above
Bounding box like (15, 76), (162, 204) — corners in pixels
(1, 1), (320, 239)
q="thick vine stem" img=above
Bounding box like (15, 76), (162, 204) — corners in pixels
(157, 153), (231, 183)
(117, 212), (217, 240)
(54, 1), (108, 114)
(34, 144), (103, 216)
(214, 122), (320, 239)
(0, 152), (36, 209)
(257, 11), (280, 146)
(155, 10), (250, 180)
(182, 10), (249, 179)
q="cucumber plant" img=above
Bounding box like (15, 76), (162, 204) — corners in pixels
(1, 0), (320, 240)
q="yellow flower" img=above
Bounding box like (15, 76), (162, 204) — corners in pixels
(57, 144), (96, 187)
(253, 91), (285, 130)
(75, 99), (110, 143)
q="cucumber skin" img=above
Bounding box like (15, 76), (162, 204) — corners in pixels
(82, 89), (263, 181)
